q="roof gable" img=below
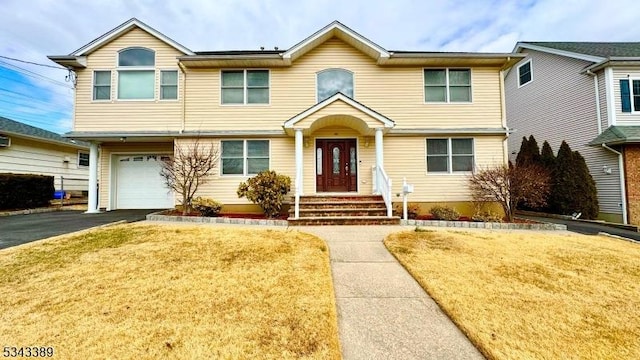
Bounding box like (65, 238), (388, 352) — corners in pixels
(282, 21), (389, 64)
(515, 42), (605, 62)
(71, 18), (193, 56)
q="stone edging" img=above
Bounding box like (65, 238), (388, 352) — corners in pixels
(401, 219), (567, 230)
(147, 213), (288, 226)
(0, 207), (63, 217)
(148, 212), (566, 230)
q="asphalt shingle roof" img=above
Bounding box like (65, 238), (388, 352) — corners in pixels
(589, 126), (640, 146)
(0, 116), (87, 147)
(525, 42), (640, 58)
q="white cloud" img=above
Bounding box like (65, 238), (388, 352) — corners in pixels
(1, 0), (639, 133)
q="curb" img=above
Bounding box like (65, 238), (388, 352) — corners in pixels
(516, 210), (637, 232)
(401, 219), (566, 230)
(0, 206), (87, 217)
(598, 232), (640, 244)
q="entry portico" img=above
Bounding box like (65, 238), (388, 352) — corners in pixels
(283, 92), (395, 218)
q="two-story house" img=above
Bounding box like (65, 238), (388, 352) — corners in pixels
(49, 18), (521, 223)
(505, 42), (640, 225)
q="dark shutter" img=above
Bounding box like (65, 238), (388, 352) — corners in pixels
(621, 79), (631, 113)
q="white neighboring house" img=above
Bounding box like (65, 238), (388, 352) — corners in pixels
(0, 116), (89, 196)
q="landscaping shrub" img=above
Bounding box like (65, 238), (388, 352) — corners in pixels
(549, 141), (599, 218)
(237, 170), (291, 218)
(515, 135), (542, 167)
(430, 205), (460, 221)
(472, 210), (504, 223)
(0, 173), (54, 210)
(191, 197), (222, 217)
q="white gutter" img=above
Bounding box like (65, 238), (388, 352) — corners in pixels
(602, 144), (628, 224)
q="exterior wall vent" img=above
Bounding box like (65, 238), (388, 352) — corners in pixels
(0, 135), (10, 147)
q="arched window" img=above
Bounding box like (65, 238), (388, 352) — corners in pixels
(317, 68), (354, 102)
(117, 47), (155, 100)
(118, 48), (155, 66)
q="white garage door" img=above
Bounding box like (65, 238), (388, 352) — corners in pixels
(116, 154), (174, 209)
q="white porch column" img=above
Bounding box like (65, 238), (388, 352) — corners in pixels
(295, 129), (304, 195)
(375, 127), (384, 169)
(86, 141), (100, 213)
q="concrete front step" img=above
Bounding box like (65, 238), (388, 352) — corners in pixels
(298, 201), (387, 210)
(292, 208), (388, 217)
(288, 216), (401, 226)
(299, 195), (384, 203)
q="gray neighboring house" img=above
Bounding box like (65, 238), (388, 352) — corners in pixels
(0, 116), (89, 195)
(505, 42), (640, 225)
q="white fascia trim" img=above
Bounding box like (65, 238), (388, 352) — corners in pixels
(514, 43), (605, 63)
(282, 21), (389, 60)
(605, 67), (616, 126)
(283, 93), (394, 128)
(72, 18), (194, 56)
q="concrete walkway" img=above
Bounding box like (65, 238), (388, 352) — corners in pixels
(299, 225), (484, 360)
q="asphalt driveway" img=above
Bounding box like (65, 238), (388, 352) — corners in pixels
(520, 215), (640, 241)
(0, 210), (158, 249)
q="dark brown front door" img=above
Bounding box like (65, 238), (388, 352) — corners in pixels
(316, 139), (357, 192)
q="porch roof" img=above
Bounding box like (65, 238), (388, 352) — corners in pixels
(589, 126), (640, 146)
(283, 93), (395, 136)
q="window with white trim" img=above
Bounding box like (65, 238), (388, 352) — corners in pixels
(317, 68), (354, 102)
(424, 69), (471, 102)
(93, 71), (111, 100)
(518, 60), (532, 87)
(160, 70), (178, 100)
(426, 138), (474, 173)
(78, 151), (90, 167)
(117, 48), (155, 100)
(221, 70), (269, 104)
(221, 140), (269, 175)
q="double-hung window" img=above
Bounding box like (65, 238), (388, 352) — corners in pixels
(621, 78), (640, 112)
(518, 60), (532, 87)
(221, 70), (269, 104)
(424, 69), (471, 102)
(160, 70), (178, 100)
(426, 138), (474, 173)
(117, 48), (155, 100)
(78, 151), (90, 167)
(93, 71), (111, 100)
(221, 140), (270, 175)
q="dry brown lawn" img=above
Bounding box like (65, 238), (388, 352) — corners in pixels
(0, 224), (340, 359)
(384, 229), (640, 360)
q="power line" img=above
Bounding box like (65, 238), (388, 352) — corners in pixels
(0, 100), (71, 117)
(0, 73), (73, 96)
(0, 111), (66, 129)
(0, 55), (67, 70)
(0, 88), (71, 111)
(0, 61), (73, 89)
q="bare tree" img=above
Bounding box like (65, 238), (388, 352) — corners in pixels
(468, 164), (550, 222)
(160, 139), (219, 215)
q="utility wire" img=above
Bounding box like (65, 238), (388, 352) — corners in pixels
(0, 88), (71, 110)
(0, 61), (73, 89)
(0, 111), (65, 129)
(0, 55), (67, 70)
(0, 73), (73, 96)
(0, 98), (71, 116)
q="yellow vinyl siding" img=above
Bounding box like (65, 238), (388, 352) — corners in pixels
(74, 28), (184, 132)
(99, 142), (173, 208)
(191, 137), (296, 205)
(183, 38), (503, 131)
(0, 137), (88, 191)
(384, 135), (505, 201)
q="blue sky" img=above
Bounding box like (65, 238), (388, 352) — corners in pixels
(1, 0), (639, 134)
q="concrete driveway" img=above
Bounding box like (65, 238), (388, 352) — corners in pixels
(0, 210), (158, 249)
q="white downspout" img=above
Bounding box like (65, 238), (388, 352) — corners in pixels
(592, 72), (603, 134)
(499, 69), (509, 164)
(602, 144), (628, 224)
(178, 62), (187, 133)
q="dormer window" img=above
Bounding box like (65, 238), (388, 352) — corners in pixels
(317, 68), (354, 102)
(117, 47), (155, 100)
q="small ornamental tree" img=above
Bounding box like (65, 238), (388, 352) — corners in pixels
(515, 136), (529, 166)
(469, 164), (550, 222)
(540, 141), (556, 172)
(160, 139), (220, 215)
(237, 170), (291, 218)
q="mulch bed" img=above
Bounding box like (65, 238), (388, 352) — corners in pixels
(160, 209), (288, 220)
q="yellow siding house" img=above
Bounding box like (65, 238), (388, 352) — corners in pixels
(49, 18), (523, 221)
